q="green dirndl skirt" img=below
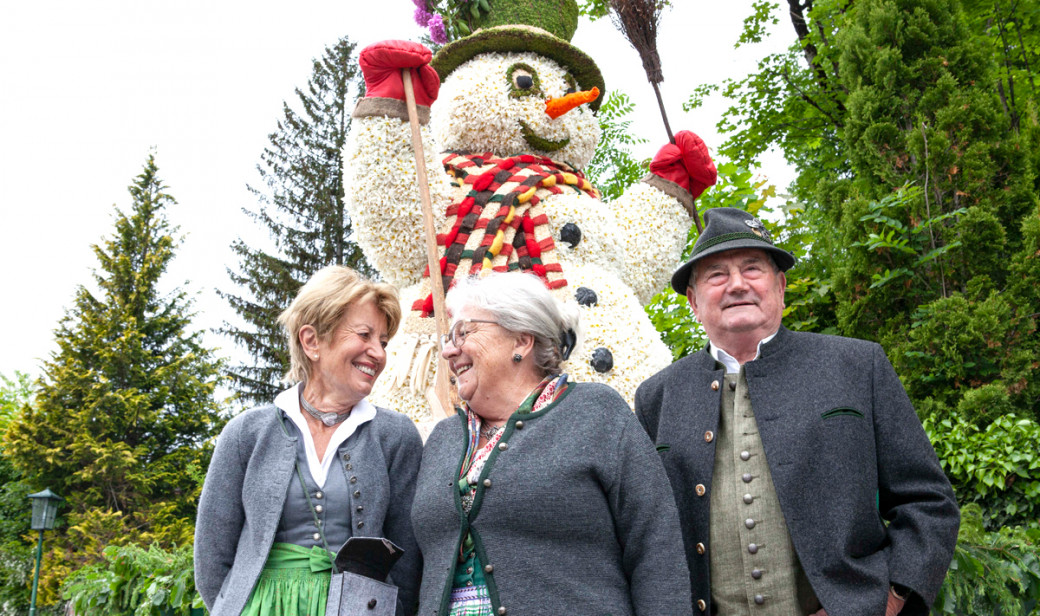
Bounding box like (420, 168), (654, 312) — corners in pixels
(242, 543), (335, 616)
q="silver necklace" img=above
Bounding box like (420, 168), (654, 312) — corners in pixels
(480, 422), (504, 440)
(300, 393), (350, 427)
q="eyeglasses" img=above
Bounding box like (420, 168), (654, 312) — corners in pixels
(441, 318), (499, 349)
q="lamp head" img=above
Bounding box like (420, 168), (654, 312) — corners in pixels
(28, 489), (62, 531)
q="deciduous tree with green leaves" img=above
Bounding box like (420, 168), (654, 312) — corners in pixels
(3, 156), (224, 605)
(584, 90), (648, 202)
(220, 37), (374, 406)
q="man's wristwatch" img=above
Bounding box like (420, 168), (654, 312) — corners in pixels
(890, 584), (910, 601)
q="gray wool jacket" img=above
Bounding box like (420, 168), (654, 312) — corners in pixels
(194, 401), (423, 616)
(411, 381), (693, 616)
(634, 326), (960, 616)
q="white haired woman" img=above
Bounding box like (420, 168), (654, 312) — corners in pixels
(410, 272), (693, 616)
(195, 266), (422, 616)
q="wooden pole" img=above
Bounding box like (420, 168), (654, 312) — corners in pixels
(651, 81), (675, 145)
(401, 69), (454, 419)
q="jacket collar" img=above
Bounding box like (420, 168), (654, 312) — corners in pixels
(697, 325), (792, 369)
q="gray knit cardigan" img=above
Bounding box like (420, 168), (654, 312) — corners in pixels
(194, 402), (423, 616)
(410, 382), (693, 616)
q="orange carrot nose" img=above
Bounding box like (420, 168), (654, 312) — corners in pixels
(545, 87), (600, 119)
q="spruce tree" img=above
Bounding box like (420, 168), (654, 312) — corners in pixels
(3, 155), (224, 602)
(220, 36), (373, 406)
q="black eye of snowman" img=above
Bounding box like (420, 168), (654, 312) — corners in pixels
(565, 74), (577, 95)
(507, 62), (542, 98)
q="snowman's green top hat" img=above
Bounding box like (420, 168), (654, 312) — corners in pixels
(431, 0), (604, 111)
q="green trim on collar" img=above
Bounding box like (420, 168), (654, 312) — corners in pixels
(513, 379), (573, 420)
(455, 381), (573, 524)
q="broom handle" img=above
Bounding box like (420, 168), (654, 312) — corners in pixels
(651, 81), (675, 145)
(402, 69), (454, 419)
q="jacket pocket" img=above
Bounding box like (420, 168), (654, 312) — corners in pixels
(821, 407), (864, 419)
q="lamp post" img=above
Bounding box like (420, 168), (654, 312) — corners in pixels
(27, 489), (62, 616)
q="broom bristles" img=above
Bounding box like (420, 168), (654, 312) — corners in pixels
(609, 0), (664, 83)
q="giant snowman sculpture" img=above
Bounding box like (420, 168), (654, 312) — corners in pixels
(344, 0), (716, 422)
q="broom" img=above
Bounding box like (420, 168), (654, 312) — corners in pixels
(609, 0), (704, 234)
(609, 0), (673, 143)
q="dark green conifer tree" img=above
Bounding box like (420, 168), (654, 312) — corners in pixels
(823, 0), (1039, 432)
(3, 156), (224, 602)
(220, 36), (373, 406)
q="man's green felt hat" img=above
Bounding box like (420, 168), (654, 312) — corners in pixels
(431, 0), (605, 111)
(670, 208), (797, 295)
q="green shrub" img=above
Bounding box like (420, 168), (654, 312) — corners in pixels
(63, 543), (203, 616)
(925, 413), (1040, 530)
(933, 504), (1040, 615)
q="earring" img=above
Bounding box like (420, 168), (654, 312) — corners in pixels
(512, 353), (523, 363)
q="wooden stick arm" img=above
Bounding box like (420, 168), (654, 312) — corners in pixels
(401, 69), (455, 419)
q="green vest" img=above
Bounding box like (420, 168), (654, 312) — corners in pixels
(709, 369), (821, 615)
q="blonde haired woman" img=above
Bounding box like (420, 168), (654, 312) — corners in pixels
(195, 266), (422, 616)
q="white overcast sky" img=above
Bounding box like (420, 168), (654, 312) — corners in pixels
(0, 0), (792, 379)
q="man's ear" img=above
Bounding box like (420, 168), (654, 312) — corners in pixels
(686, 285), (700, 320)
(299, 325), (320, 358)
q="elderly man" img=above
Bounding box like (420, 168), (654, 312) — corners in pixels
(635, 208), (959, 616)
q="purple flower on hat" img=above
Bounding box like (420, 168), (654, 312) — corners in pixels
(428, 13), (448, 44)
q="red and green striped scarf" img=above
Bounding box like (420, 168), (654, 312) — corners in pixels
(411, 152), (599, 317)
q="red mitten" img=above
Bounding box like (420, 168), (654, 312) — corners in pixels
(649, 130), (718, 200)
(359, 40), (440, 106)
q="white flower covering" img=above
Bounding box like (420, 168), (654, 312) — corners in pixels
(540, 191), (625, 279)
(344, 116), (454, 288)
(432, 52), (600, 169)
(552, 263), (673, 406)
(609, 182), (691, 303)
(538, 183), (689, 303)
(344, 47), (696, 424)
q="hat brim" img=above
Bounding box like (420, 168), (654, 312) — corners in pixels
(670, 241), (796, 295)
(431, 25), (604, 111)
